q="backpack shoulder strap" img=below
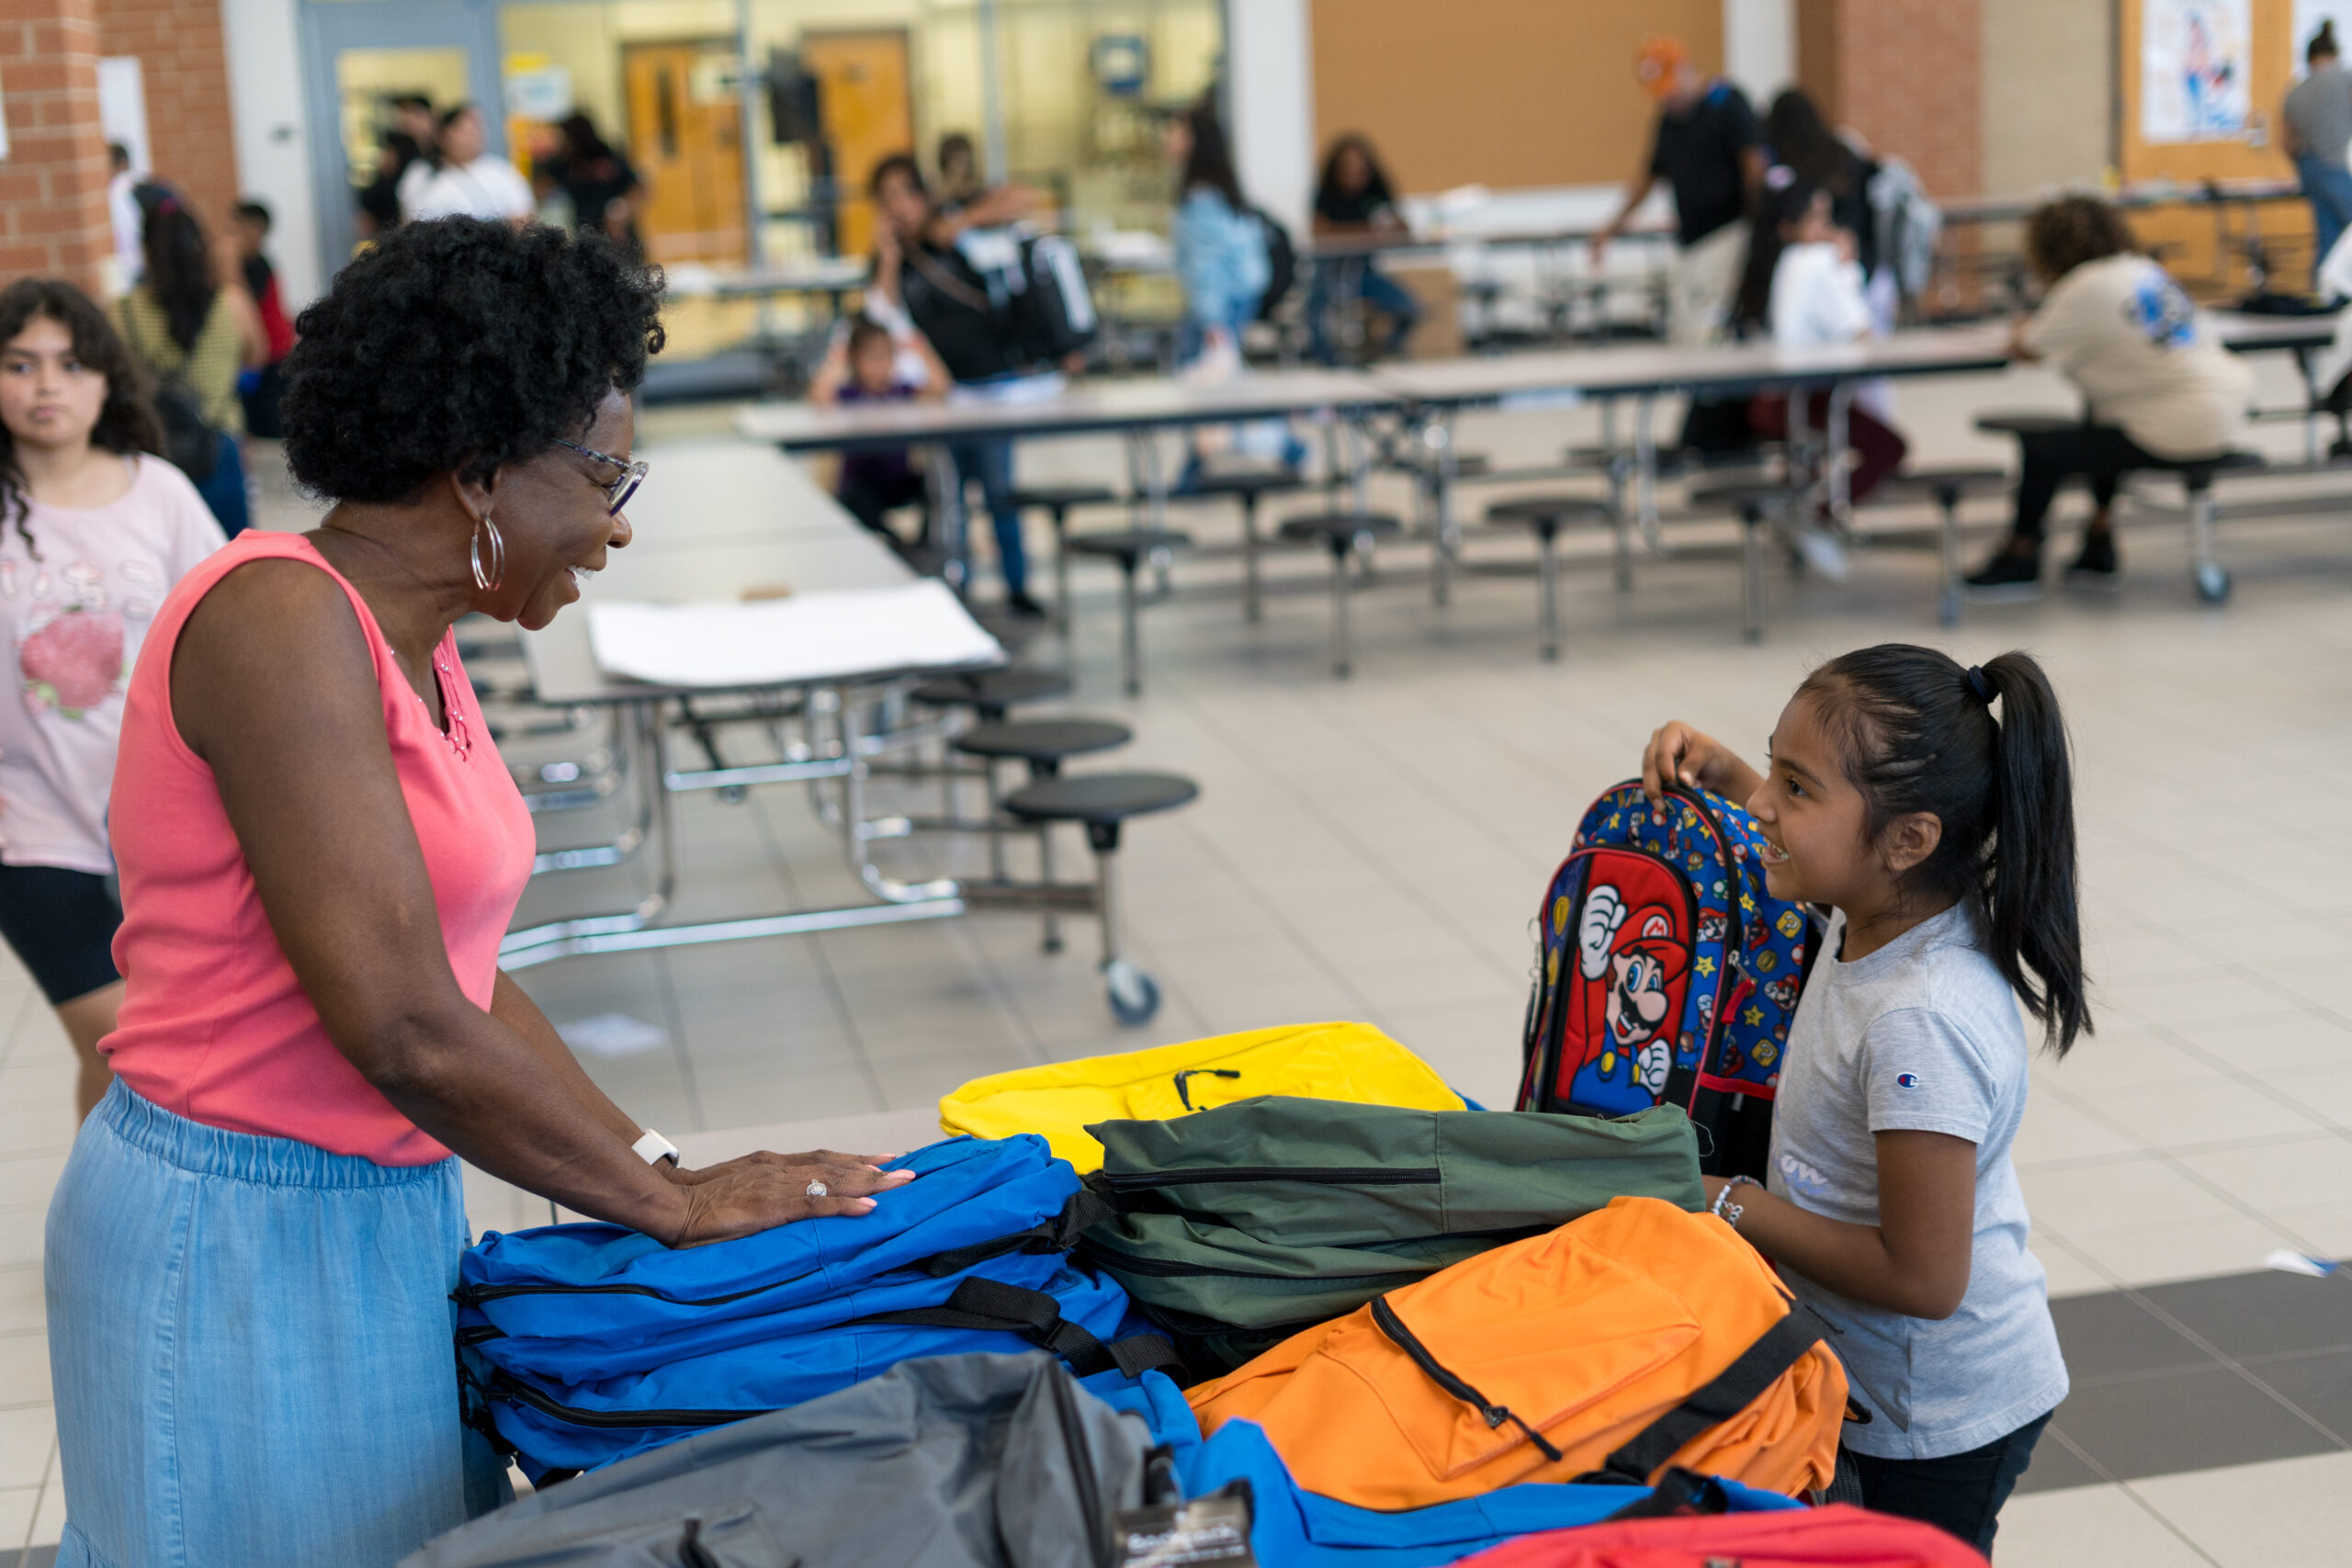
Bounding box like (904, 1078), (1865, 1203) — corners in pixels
(858, 1274), (1184, 1382)
(1590, 1303), (1828, 1483)
(915, 1187), (1116, 1278)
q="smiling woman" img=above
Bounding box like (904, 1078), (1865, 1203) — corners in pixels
(40, 220), (915, 1568)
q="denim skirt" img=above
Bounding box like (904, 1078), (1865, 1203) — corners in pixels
(45, 1081), (505, 1567)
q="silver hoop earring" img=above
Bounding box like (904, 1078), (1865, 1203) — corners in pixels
(469, 514), (505, 592)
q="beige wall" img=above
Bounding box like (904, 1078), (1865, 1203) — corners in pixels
(1982, 0), (2114, 197)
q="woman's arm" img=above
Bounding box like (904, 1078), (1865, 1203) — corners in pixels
(170, 560), (907, 1244)
(1703, 1130), (1978, 1319)
(924, 183), (1040, 246)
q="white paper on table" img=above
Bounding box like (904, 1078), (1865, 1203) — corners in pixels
(587, 581), (1002, 688)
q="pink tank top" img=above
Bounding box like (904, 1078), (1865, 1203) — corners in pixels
(104, 532), (536, 1165)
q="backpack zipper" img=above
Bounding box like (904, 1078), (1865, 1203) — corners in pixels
(488, 1369), (773, 1431)
(1370, 1296), (1564, 1463)
(1044, 1368), (1110, 1567)
(1099, 1165), (1442, 1190)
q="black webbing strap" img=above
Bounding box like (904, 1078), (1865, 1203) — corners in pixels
(860, 1275), (1182, 1381)
(1595, 1305), (1828, 1483)
(1597, 1465), (1731, 1520)
(917, 1189), (1118, 1279)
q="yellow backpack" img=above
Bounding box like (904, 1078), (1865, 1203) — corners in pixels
(937, 1021), (1466, 1172)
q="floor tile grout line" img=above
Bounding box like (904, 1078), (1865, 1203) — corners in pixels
(17, 1439), (49, 1558)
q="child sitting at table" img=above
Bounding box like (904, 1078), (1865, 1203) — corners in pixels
(1745, 176), (1908, 513)
(808, 312), (948, 550)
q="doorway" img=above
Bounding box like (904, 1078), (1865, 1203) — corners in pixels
(622, 40), (746, 265)
(801, 30), (914, 263)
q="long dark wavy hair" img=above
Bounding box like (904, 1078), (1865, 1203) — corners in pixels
(141, 196), (220, 351)
(0, 278), (164, 558)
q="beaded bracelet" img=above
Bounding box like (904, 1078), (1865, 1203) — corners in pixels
(1710, 1174), (1759, 1230)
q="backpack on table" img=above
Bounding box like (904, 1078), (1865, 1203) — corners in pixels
(953, 227), (1101, 365)
(1080, 1094), (1702, 1378)
(1517, 782), (1816, 1179)
(939, 1020), (1467, 1173)
(454, 1134), (1181, 1477)
(1453, 1501), (1990, 1568)
(1186, 1196), (1847, 1510)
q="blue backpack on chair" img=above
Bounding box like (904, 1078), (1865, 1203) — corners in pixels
(1515, 781), (1817, 1179)
(455, 1134), (1183, 1477)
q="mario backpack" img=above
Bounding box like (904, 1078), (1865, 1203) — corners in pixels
(1516, 781), (1815, 1178)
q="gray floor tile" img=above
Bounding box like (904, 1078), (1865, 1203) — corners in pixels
(2244, 1348), (2352, 1444)
(2134, 1270), (2352, 1361)
(2049, 1291), (2219, 1382)
(2050, 1364), (2341, 1482)
(2010, 1428), (2108, 1495)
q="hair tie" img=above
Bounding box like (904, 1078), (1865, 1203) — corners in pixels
(1965, 665), (1996, 706)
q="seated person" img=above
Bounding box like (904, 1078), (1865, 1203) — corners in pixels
(1968, 196), (2253, 590)
(2310, 225), (2352, 451)
(1306, 133), (1419, 364)
(1747, 179), (1907, 511)
(808, 312), (947, 549)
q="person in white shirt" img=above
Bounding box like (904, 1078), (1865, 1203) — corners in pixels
(401, 103), (535, 226)
(106, 144), (146, 284)
(1967, 195), (2253, 591)
(1748, 179), (1908, 509)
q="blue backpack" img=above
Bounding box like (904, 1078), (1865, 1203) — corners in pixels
(1515, 782), (1816, 1179)
(456, 1135), (1182, 1476)
(1184, 1419), (1800, 1567)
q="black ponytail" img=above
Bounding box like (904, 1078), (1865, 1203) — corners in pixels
(1797, 644), (2091, 1055)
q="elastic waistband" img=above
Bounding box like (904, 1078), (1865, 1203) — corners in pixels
(98, 1079), (453, 1190)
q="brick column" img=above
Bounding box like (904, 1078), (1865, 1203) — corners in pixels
(1795, 0), (1984, 199)
(91, 0), (239, 230)
(0, 0), (114, 296)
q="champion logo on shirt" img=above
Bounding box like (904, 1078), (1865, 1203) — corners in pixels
(1895, 1072), (1923, 1089)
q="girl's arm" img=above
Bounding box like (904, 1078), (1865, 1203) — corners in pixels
(1641, 720), (1765, 805)
(907, 330), (952, 401)
(1704, 1130), (1979, 1319)
(808, 335), (851, 406)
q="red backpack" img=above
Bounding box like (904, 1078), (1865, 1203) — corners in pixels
(1456, 1504), (1989, 1568)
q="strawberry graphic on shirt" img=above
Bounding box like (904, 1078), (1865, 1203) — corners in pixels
(20, 604), (126, 718)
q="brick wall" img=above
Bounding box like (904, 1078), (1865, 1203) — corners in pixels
(91, 0), (239, 231)
(0, 0), (114, 295)
(1794, 0), (1985, 199)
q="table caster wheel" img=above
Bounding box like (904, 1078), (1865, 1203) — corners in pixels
(1104, 959), (1160, 1027)
(2193, 561), (2231, 604)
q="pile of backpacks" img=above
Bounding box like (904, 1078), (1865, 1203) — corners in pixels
(413, 785), (1987, 1568)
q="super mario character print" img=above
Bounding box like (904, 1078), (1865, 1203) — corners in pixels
(1555, 851), (1693, 1116)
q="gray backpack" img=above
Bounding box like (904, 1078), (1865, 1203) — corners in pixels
(404, 1354), (1160, 1568)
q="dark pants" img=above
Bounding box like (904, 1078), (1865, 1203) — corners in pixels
(193, 431), (249, 539)
(1847, 1411), (2051, 1557)
(1306, 258), (1420, 364)
(2008, 424), (2161, 545)
(1748, 390), (1908, 506)
(836, 467), (930, 548)
(946, 438), (1028, 597)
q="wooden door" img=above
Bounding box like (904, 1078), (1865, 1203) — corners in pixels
(623, 41), (746, 265)
(801, 30), (914, 260)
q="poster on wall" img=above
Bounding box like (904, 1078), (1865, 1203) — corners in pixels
(2143, 0), (2254, 141)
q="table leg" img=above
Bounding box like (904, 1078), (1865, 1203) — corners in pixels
(925, 446), (969, 595)
(1825, 381), (1853, 525)
(1634, 393), (1661, 549)
(1429, 414), (1458, 607)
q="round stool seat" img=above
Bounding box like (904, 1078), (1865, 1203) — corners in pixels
(1181, 470), (1307, 499)
(2163, 449), (2265, 478)
(1973, 412), (2098, 437)
(1409, 452), (1491, 479)
(1277, 512), (1403, 546)
(1011, 484), (1119, 511)
(952, 718), (1133, 766)
(1487, 495), (1614, 529)
(1687, 478), (1796, 511)
(1065, 528), (1192, 566)
(910, 667), (1072, 713)
(1880, 466), (2009, 497)
(1003, 771), (1200, 827)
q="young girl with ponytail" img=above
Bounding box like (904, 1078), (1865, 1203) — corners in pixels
(1640, 644), (2086, 1554)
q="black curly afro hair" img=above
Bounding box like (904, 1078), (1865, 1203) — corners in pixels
(279, 218), (664, 504)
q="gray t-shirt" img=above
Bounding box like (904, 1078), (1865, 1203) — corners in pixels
(2286, 62), (2352, 165)
(1766, 900), (2069, 1460)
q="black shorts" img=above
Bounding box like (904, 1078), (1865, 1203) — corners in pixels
(0, 863), (123, 1005)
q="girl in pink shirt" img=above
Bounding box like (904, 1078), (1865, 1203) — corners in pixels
(0, 278), (222, 1121)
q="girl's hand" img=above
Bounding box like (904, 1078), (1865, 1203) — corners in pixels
(665, 1154), (914, 1247)
(1643, 721), (1733, 801)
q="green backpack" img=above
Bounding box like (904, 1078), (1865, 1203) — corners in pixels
(1079, 1095), (1703, 1378)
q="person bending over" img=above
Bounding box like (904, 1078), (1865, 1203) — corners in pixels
(809, 312), (948, 550)
(1643, 643), (2084, 1555)
(1967, 196), (2252, 591)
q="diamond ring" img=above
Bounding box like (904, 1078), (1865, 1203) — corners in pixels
(805, 1179), (828, 1199)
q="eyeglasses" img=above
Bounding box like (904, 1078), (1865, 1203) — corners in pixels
(554, 438), (649, 515)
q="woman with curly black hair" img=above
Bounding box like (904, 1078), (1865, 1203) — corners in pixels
(0, 278), (221, 1125)
(44, 220), (911, 1568)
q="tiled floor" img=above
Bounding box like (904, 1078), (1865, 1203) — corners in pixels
(9, 349), (2352, 1562)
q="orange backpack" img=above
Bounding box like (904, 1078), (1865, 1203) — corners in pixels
(1185, 1196), (1845, 1509)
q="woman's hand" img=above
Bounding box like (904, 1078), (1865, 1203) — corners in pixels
(664, 1152), (915, 1247)
(1642, 720), (1755, 803)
